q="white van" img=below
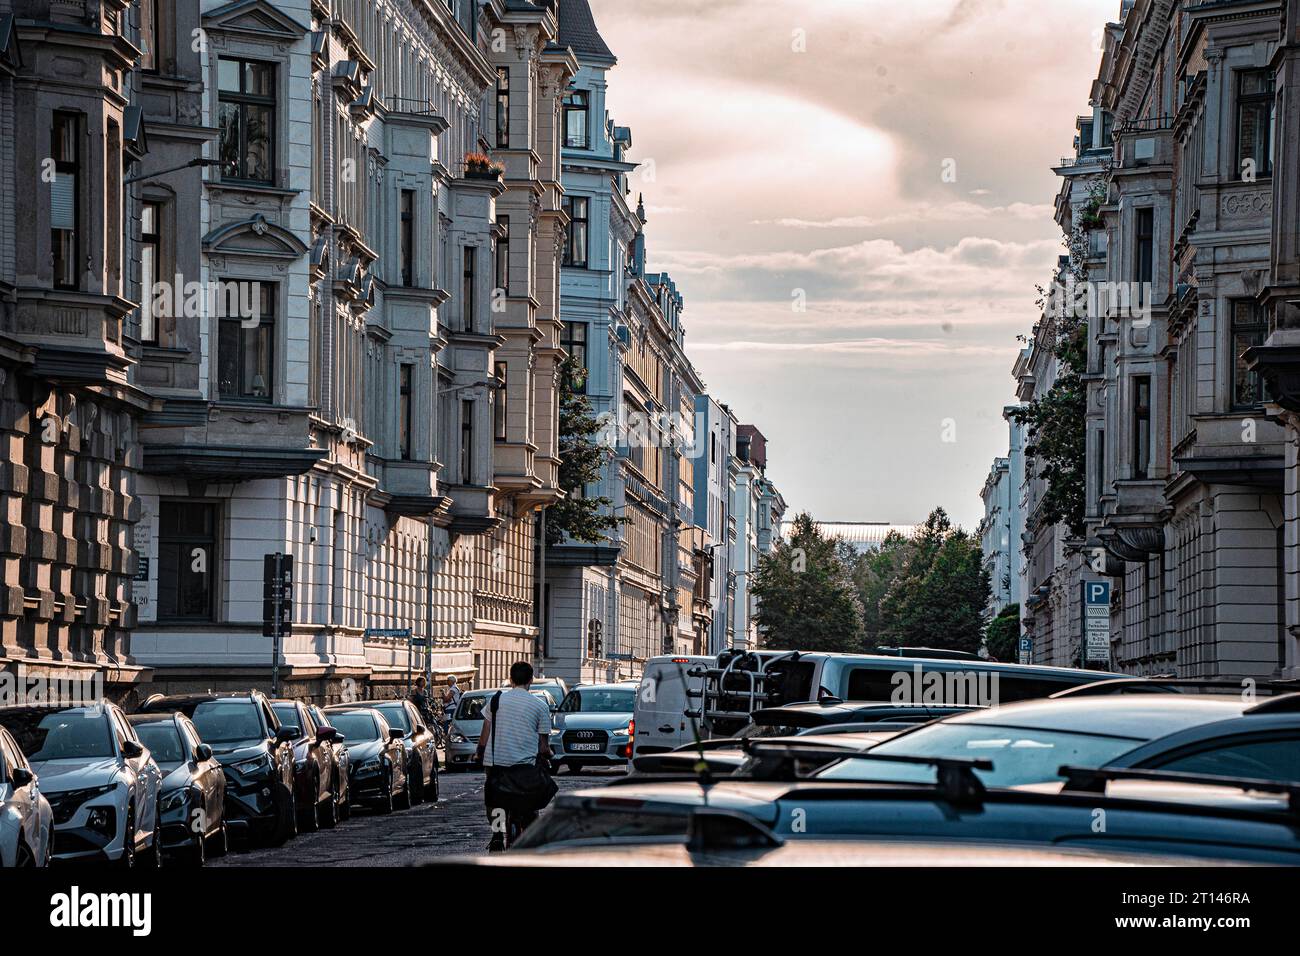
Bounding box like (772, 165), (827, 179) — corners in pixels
(632, 655), (715, 755)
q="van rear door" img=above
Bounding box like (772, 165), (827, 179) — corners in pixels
(634, 657), (710, 754)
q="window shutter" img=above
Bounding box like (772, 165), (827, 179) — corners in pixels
(51, 173), (76, 230)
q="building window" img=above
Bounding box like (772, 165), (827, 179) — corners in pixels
(1132, 376), (1151, 480)
(399, 189), (415, 287)
(462, 245), (476, 331)
(563, 90), (589, 149)
(1232, 300), (1268, 408)
(563, 195), (589, 268)
(157, 501), (217, 621)
(561, 321), (587, 393)
(218, 58), (275, 184)
(495, 66), (510, 149)
(139, 200), (161, 343)
(1236, 70), (1275, 180)
(51, 112), (81, 290)
(460, 399), (474, 484)
(1134, 207), (1154, 289)
(139, 0), (158, 71)
(494, 361), (507, 440)
(495, 216), (509, 297)
(399, 364), (413, 459)
(216, 281), (274, 401)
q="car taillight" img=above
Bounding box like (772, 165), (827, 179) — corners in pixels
(623, 719), (635, 758)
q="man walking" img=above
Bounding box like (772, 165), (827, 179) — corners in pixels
(475, 661), (555, 852)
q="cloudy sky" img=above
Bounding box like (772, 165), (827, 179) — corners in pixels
(588, 0), (1119, 529)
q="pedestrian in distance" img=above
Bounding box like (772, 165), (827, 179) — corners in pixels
(475, 661), (557, 852)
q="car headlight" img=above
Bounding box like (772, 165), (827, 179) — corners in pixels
(450, 731), (468, 743)
(356, 757), (382, 773)
(159, 788), (189, 812)
(231, 754), (274, 777)
(613, 724), (632, 737)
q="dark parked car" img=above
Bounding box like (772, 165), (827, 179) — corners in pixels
(357, 701), (438, 803)
(138, 692), (298, 846)
(308, 704), (350, 822)
(323, 707), (409, 813)
(128, 712), (227, 866)
(748, 701), (980, 737)
(271, 700), (341, 831)
(810, 693), (1300, 790)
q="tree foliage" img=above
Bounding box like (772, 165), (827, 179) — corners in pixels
(752, 513), (866, 653)
(984, 603), (1022, 663)
(544, 355), (625, 547)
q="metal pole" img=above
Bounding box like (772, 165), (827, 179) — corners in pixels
(272, 552), (282, 697)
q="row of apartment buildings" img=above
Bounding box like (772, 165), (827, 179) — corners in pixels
(980, 0), (1300, 681)
(0, 0), (783, 704)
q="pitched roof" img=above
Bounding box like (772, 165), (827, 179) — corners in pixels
(558, 0), (616, 64)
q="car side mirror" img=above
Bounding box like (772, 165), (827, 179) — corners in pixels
(10, 767), (33, 788)
(121, 740), (144, 759)
(316, 726), (339, 742)
(413, 724), (426, 735)
(194, 744), (213, 762)
(389, 728), (405, 741)
(276, 726), (300, 744)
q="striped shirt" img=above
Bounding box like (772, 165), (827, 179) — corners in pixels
(482, 687), (552, 767)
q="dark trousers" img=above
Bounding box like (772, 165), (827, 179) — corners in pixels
(484, 766), (539, 848)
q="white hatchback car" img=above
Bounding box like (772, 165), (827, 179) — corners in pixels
(0, 702), (163, 866)
(0, 725), (53, 867)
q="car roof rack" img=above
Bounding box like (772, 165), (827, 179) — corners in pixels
(743, 741), (992, 806)
(1051, 677), (1300, 699)
(1058, 764), (1300, 815)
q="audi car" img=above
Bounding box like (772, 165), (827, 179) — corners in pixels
(0, 702), (163, 866)
(550, 683), (636, 773)
(357, 700), (439, 802)
(323, 706), (409, 812)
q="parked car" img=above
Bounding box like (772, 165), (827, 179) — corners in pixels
(550, 683), (636, 773)
(308, 704), (350, 822)
(810, 692), (1300, 789)
(128, 712), (227, 866)
(0, 702), (163, 866)
(323, 707), (409, 813)
(138, 692), (298, 846)
(509, 758), (1300, 865)
(271, 699), (340, 831)
(446, 688), (557, 771)
(529, 679), (569, 711)
(746, 701), (981, 737)
(0, 724), (53, 867)
(357, 700), (439, 802)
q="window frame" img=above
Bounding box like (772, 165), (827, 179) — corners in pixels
(563, 195), (589, 268)
(561, 321), (588, 393)
(495, 215), (510, 297)
(398, 363), (413, 460)
(1131, 376), (1151, 480)
(462, 245), (476, 331)
(217, 57), (277, 185)
(216, 280), (276, 403)
(493, 361), (507, 441)
(1231, 299), (1268, 410)
(51, 111), (82, 291)
(139, 200), (162, 344)
(495, 66), (510, 149)
(399, 189), (415, 287)
(156, 500), (219, 623)
(563, 90), (589, 149)
(1235, 69), (1275, 181)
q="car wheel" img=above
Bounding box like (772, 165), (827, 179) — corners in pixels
(408, 764), (424, 805)
(14, 837), (34, 868)
(320, 779), (339, 829)
(269, 784), (297, 847)
(208, 819), (229, 859)
(395, 777), (413, 810)
(186, 829), (206, 868)
(339, 790), (352, 821)
(374, 783), (394, 815)
(427, 763), (440, 802)
(116, 804), (137, 868)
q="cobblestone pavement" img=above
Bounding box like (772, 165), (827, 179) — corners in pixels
(210, 766), (623, 867)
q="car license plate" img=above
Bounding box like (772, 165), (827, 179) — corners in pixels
(568, 743), (602, 752)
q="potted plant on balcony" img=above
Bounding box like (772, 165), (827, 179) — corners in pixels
(464, 152), (504, 181)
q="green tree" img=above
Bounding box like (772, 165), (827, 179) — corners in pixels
(847, 531), (914, 648)
(984, 603), (1021, 663)
(877, 508), (991, 653)
(544, 355), (625, 547)
(753, 513), (865, 652)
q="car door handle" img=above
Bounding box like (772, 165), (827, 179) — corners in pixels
(657, 725), (673, 734)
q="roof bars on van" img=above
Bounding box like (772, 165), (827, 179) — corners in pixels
(1058, 765), (1300, 815)
(1050, 677), (1300, 699)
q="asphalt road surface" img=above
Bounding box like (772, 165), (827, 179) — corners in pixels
(210, 766), (622, 867)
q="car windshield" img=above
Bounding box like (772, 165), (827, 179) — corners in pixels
(564, 689), (635, 714)
(456, 696), (490, 720)
(0, 708), (115, 761)
(328, 712), (380, 743)
(814, 722), (1144, 788)
(271, 705), (301, 732)
(374, 705), (410, 733)
(134, 722), (187, 764)
(189, 701), (265, 744)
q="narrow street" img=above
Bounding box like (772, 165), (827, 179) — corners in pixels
(210, 768), (621, 867)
